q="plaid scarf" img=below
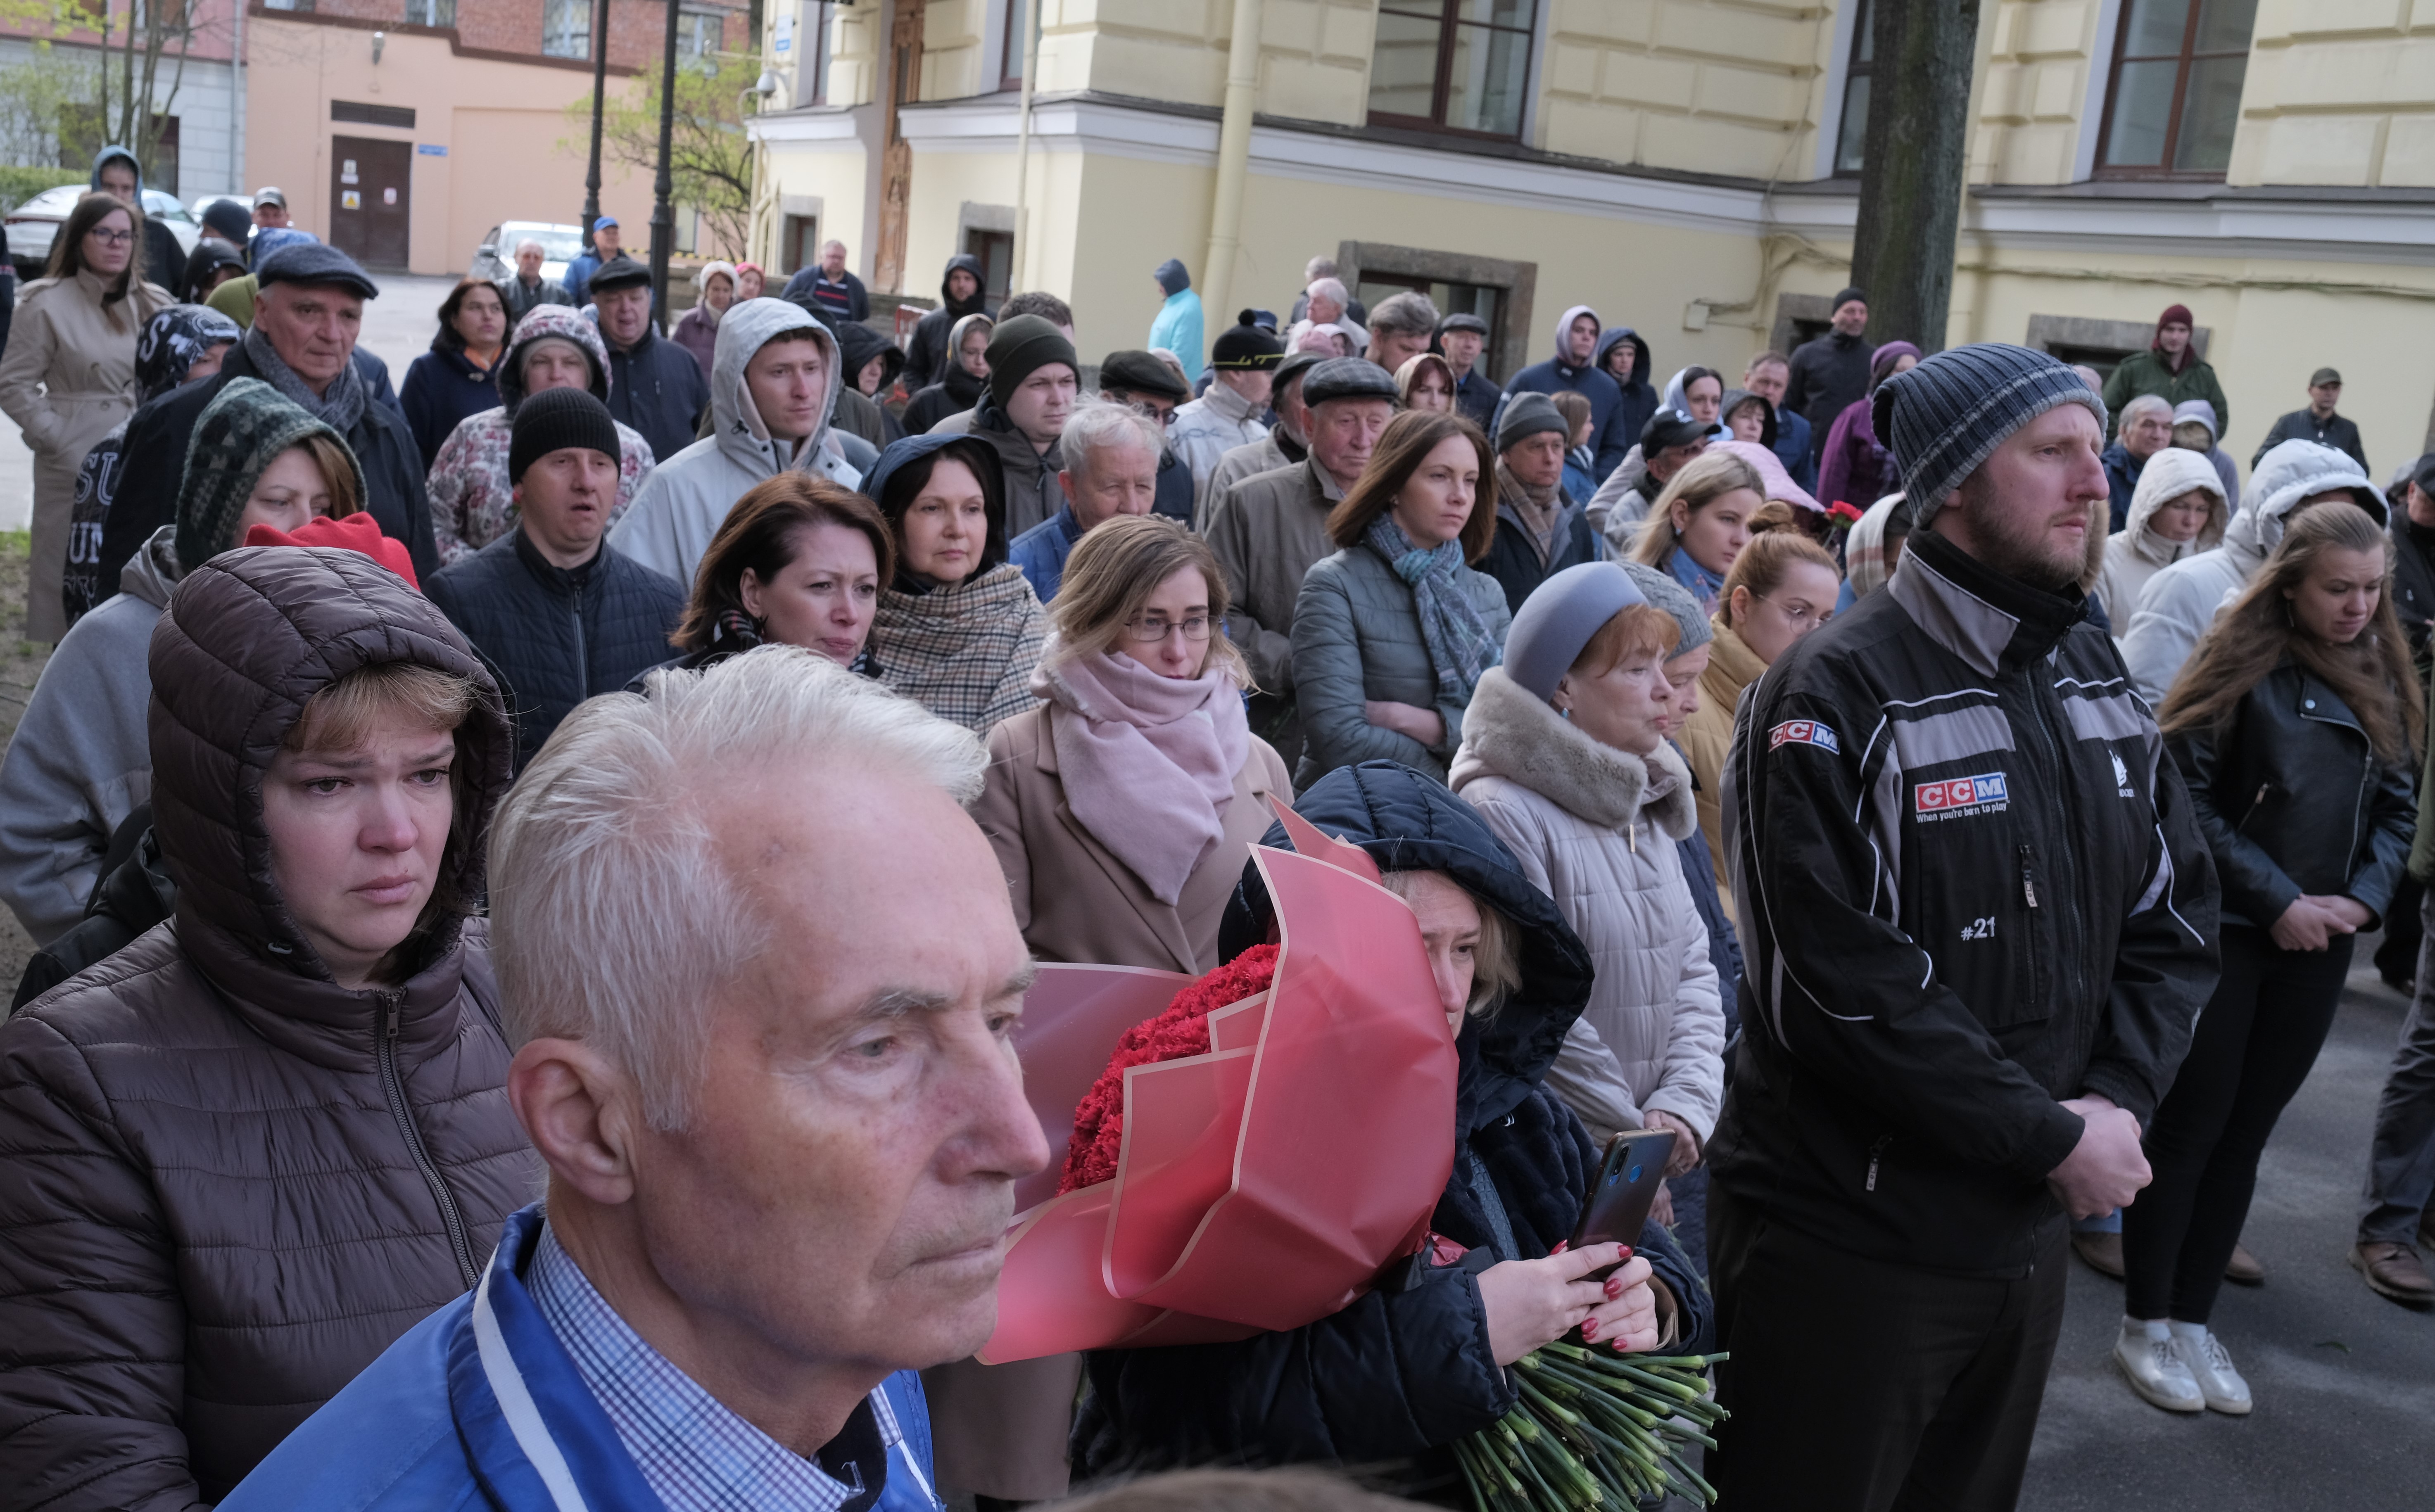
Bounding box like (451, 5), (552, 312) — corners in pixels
(1364, 515), (1498, 708)
(872, 563), (1047, 733)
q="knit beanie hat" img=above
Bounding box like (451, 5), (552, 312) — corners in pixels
(176, 377), (363, 574)
(1502, 562), (1647, 701)
(1618, 562), (1712, 657)
(1497, 392), (1569, 453)
(1212, 312), (1285, 370)
(987, 314), (1079, 410)
(1832, 286), (1867, 313)
(244, 510), (419, 590)
(1872, 343), (2107, 526)
(511, 386), (621, 482)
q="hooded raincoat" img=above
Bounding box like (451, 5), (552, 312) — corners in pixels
(0, 546), (540, 1510)
(1147, 259), (1206, 377)
(88, 144), (185, 291)
(1508, 305), (1634, 480)
(1595, 327), (1659, 462)
(2119, 440), (2384, 704)
(2094, 446), (2228, 636)
(607, 297), (864, 587)
(425, 304), (656, 565)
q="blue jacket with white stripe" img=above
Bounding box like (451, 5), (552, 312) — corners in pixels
(218, 1206), (943, 1512)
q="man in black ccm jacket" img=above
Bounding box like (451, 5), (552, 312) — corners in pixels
(1708, 343), (2219, 1511)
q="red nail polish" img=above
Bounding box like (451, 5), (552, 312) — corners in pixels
(1581, 1321), (1598, 1340)
(1618, 1245), (1633, 1259)
(1551, 1241), (1568, 1255)
(1605, 1279), (1623, 1298)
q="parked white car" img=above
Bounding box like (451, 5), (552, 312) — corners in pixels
(470, 221), (584, 287)
(4, 185), (202, 278)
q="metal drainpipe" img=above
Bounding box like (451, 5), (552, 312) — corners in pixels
(230, 0), (245, 195)
(1011, 0), (1041, 290)
(1201, 0), (1263, 324)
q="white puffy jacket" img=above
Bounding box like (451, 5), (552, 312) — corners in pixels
(1449, 667), (1726, 1142)
(2094, 445), (2227, 639)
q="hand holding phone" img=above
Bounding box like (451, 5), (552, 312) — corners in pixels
(1569, 1128), (1678, 1253)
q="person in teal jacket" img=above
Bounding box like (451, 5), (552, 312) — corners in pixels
(1148, 257), (1204, 377)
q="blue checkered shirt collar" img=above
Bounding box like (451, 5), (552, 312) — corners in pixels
(527, 1220), (904, 1512)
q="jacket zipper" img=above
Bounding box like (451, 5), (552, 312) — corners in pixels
(1866, 1135), (1892, 1192)
(2017, 844), (2039, 909)
(571, 571), (589, 695)
(2236, 781), (2271, 834)
(375, 988), (480, 1289)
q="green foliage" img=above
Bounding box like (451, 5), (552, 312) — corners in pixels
(0, 162), (87, 213)
(563, 50), (761, 259)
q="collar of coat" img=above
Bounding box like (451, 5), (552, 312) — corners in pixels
(1454, 667), (1697, 839)
(1889, 527), (2087, 679)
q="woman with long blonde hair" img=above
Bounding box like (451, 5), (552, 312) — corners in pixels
(1630, 447), (1764, 616)
(2117, 499), (2419, 1417)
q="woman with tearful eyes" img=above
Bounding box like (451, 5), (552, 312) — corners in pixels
(0, 544), (538, 1508)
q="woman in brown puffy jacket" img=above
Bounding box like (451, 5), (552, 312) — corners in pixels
(0, 543), (542, 1508)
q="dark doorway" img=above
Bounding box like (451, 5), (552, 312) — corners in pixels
(964, 227), (1012, 303)
(330, 136), (412, 269)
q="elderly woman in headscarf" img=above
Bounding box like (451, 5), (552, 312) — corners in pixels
(1815, 340), (1920, 513)
(60, 302), (241, 624)
(671, 260), (737, 382)
(1396, 351), (1456, 413)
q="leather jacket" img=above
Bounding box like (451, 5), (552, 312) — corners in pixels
(2169, 662), (2416, 930)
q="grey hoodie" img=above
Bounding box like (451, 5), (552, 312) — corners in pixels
(2119, 439), (2383, 703)
(607, 297), (861, 585)
(0, 525), (181, 942)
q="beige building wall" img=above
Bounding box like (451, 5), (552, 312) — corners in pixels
(2231, 0), (2435, 188)
(246, 19), (658, 278)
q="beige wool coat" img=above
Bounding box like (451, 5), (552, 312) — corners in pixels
(0, 268), (171, 641)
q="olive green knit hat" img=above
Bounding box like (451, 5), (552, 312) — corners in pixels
(175, 377), (366, 573)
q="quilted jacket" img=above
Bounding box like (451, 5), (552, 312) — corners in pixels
(1289, 542), (1511, 787)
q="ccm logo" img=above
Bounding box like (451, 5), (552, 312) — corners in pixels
(1769, 719), (1839, 753)
(1915, 773), (2009, 812)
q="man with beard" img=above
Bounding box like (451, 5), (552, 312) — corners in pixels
(1707, 343), (2219, 1512)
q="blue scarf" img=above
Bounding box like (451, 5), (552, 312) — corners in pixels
(1668, 546), (1727, 618)
(1365, 515), (1499, 708)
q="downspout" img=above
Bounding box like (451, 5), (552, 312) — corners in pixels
(1201, 0), (1261, 323)
(231, 0), (246, 195)
(1010, 0), (1041, 289)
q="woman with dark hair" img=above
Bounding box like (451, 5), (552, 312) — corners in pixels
(1072, 760), (1708, 1492)
(401, 277), (508, 469)
(1815, 340), (1920, 513)
(1290, 409), (1510, 786)
(0, 190), (170, 642)
(2117, 500), (2421, 1417)
(865, 432), (1048, 731)
(662, 472), (893, 676)
(1661, 365), (1725, 434)
(1396, 351), (1455, 413)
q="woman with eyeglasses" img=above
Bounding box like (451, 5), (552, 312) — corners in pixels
(1680, 523), (1842, 914)
(0, 190), (170, 642)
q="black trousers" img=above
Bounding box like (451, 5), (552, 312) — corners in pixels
(1706, 1184), (2067, 1512)
(2122, 924), (2350, 1322)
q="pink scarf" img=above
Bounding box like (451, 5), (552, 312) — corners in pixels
(1033, 648), (1249, 906)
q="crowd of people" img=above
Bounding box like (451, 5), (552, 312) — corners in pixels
(0, 183), (2430, 1512)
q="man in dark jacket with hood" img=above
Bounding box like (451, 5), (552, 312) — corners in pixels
(428, 389), (684, 770)
(905, 253), (990, 393)
(98, 243), (439, 594)
(1784, 287), (1874, 466)
(587, 256), (708, 465)
(1073, 760), (1708, 1488)
(1709, 344), (2218, 1510)
(930, 314), (1076, 537)
(90, 144), (184, 294)
(1594, 326), (1660, 462)
(1509, 304), (1634, 480)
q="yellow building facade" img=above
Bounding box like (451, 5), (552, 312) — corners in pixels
(747, 1), (2435, 477)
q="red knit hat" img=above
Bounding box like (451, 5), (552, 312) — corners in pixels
(243, 512), (420, 589)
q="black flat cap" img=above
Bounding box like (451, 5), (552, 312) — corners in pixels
(254, 241), (380, 299)
(1303, 356), (1399, 406)
(1437, 311), (1489, 336)
(586, 256), (653, 294)
(1098, 348), (1190, 401)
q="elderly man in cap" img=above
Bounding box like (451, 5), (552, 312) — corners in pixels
(1478, 392), (1597, 612)
(98, 242), (437, 590)
(1095, 348), (1197, 523)
(1007, 398), (1165, 601)
(218, 648), (1048, 1510)
(563, 214), (622, 304)
(1438, 311), (1502, 429)
(1202, 349), (1323, 516)
(1706, 344), (2217, 1510)
(1171, 313), (1285, 501)
(2254, 365), (2367, 472)
(588, 254), (710, 465)
(932, 313), (1079, 536)
(1203, 356), (1397, 760)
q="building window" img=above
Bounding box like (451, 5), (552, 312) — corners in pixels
(260, 0), (309, 9)
(1001, 0), (1028, 91)
(2097, 0), (2257, 178)
(404, 0), (454, 26)
(1367, 0), (1538, 141)
(783, 215), (820, 275)
(1832, 0), (1873, 176)
(542, 0), (591, 60)
(682, 8), (722, 62)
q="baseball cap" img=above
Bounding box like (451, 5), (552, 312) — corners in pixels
(252, 186), (286, 209)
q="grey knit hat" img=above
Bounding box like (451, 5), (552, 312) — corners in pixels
(1496, 392), (1569, 453)
(1503, 562), (1646, 701)
(1872, 343), (2106, 525)
(176, 377), (364, 573)
(1619, 563), (1713, 657)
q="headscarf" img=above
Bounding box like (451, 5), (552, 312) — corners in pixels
(135, 303), (241, 403)
(691, 260), (739, 325)
(1844, 494), (1908, 599)
(1867, 342), (1922, 391)
(1365, 514), (1499, 708)
(1395, 351), (1456, 410)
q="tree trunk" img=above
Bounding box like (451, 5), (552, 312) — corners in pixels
(1849, 0), (1979, 354)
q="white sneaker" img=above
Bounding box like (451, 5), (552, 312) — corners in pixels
(2114, 1320), (2204, 1412)
(2168, 1322), (2253, 1416)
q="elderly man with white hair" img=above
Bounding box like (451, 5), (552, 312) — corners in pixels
(498, 235), (575, 324)
(220, 648), (1052, 1511)
(2101, 392), (2175, 533)
(1008, 398), (1165, 601)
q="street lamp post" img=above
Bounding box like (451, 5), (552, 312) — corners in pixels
(649, 0), (680, 333)
(582, 0), (608, 253)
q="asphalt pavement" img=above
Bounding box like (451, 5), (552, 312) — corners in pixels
(2019, 941), (2435, 1510)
